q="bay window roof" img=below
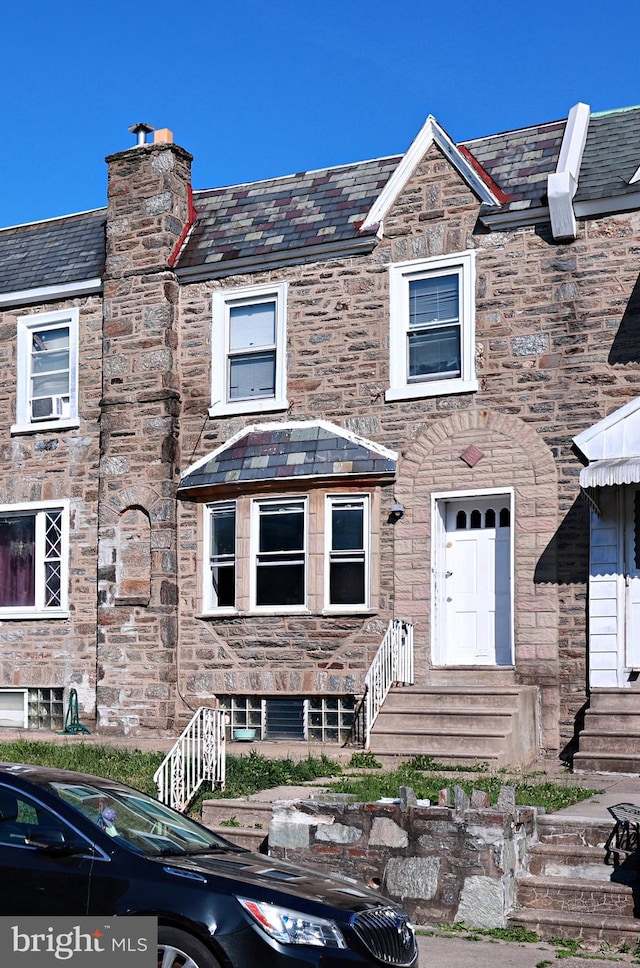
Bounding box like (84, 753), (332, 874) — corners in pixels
(178, 421), (397, 499)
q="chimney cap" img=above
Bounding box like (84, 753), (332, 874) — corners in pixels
(128, 122), (155, 146)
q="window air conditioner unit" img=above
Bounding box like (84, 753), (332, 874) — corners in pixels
(31, 395), (66, 421)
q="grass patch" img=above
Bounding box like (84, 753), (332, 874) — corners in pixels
(438, 922), (541, 944)
(0, 743), (600, 816)
(0, 740), (164, 796)
(325, 757), (600, 813)
(208, 749), (343, 799)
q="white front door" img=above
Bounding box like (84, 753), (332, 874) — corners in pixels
(440, 496), (512, 666)
(625, 487), (640, 669)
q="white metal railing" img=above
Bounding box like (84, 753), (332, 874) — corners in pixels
(154, 706), (226, 811)
(364, 619), (414, 748)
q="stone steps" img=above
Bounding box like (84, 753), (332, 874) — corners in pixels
(368, 684), (538, 769)
(508, 908), (640, 944)
(201, 798), (273, 853)
(510, 813), (640, 941)
(514, 873), (636, 918)
(574, 688), (640, 773)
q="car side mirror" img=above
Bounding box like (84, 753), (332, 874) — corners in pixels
(25, 827), (89, 856)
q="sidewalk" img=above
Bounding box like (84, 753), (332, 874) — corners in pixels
(417, 931), (640, 968)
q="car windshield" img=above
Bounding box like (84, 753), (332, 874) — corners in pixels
(48, 780), (234, 857)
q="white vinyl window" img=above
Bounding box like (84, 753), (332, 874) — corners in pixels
(204, 502), (237, 611)
(386, 252), (478, 401)
(0, 501), (69, 618)
(211, 283), (287, 416)
(13, 309), (79, 433)
(252, 498), (307, 610)
(325, 496), (369, 609)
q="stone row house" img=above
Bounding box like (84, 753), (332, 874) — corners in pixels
(1, 103), (640, 771)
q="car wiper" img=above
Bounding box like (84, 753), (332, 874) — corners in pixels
(182, 845), (230, 855)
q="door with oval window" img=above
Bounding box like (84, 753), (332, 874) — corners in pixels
(441, 496), (512, 666)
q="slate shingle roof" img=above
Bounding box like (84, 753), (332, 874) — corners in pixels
(0, 209), (105, 295)
(2, 106), (640, 295)
(576, 107), (640, 202)
(178, 424), (397, 494)
(463, 120), (566, 209)
(177, 157), (400, 274)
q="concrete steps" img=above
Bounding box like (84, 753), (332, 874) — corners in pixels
(368, 684), (538, 769)
(574, 689), (640, 773)
(201, 798), (272, 853)
(508, 813), (640, 942)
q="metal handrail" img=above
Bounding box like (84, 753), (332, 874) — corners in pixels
(154, 706), (226, 811)
(364, 620), (414, 748)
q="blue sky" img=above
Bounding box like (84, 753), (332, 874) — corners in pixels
(2, 0), (639, 227)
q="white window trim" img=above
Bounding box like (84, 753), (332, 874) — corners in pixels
(386, 251), (478, 402)
(210, 282), (288, 417)
(324, 494), (370, 611)
(0, 499), (70, 619)
(250, 496), (308, 614)
(203, 501), (238, 615)
(12, 309), (80, 434)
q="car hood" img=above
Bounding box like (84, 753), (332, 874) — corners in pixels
(155, 848), (387, 913)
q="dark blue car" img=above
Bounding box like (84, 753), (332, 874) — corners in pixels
(0, 763), (418, 968)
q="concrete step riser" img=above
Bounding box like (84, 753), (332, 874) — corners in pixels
(370, 732), (509, 755)
(573, 753), (640, 773)
(508, 911), (640, 944)
(516, 879), (635, 918)
(210, 826), (268, 852)
(381, 692), (524, 712)
(366, 751), (502, 769)
(527, 852), (615, 880)
(373, 712), (514, 731)
(202, 799), (273, 829)
(579, 733), (640, 753)
(588, 691), (640, 712)
(535, 818), (612, 848)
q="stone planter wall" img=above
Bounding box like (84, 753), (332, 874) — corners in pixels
(268, 787), (539, 928)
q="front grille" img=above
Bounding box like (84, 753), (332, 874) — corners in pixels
(351, 907), (418, 966)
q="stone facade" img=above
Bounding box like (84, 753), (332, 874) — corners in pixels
(1, 108), (640, 758)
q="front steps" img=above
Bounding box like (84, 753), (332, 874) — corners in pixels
(509, 814), (640, 942)
(368, 682), (538, 769)
(574, 688), (640, 773)
(201, 797), (273, 852)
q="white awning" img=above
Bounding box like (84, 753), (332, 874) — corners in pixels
(580, 457), (640, 488)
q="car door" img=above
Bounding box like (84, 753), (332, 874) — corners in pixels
(0, 783), (97, 916)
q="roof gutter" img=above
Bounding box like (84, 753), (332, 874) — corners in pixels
(175, 234), (379, 282)
(0, 277), (103, 309)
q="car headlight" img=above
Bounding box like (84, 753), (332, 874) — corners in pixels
(237, 898), (346, 948)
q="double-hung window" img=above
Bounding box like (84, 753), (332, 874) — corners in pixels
(211, 283), (287, 416)
(202, 492), (374, 615)
(206, 502), (236, 610)
(326, 496), (369, 609)
(253, 499), (306, 609)
(0, 501), (69, 618)
(13, 309), (79, 432)
(386, 251), (477, 401)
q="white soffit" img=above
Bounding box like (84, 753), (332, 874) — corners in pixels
(360, 116), (501, 234)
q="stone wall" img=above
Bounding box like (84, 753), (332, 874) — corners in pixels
(268, 787), (537, 928)
(176, 144), (640, 746)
